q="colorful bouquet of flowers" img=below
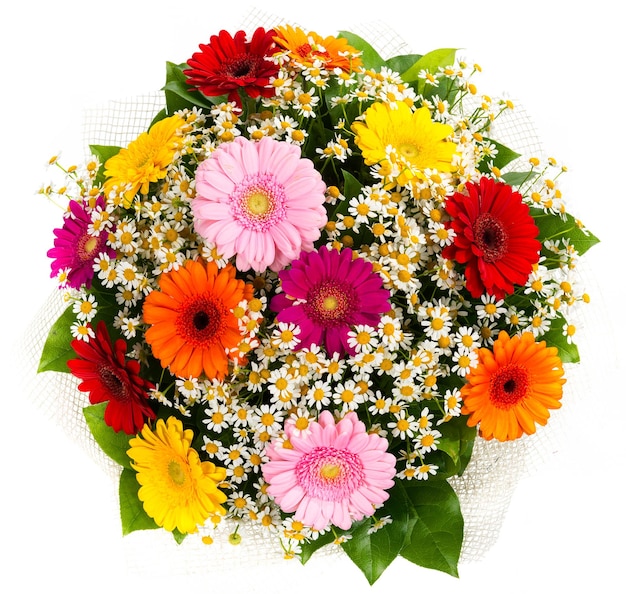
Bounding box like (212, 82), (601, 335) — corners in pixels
(37, 21), (598, 584)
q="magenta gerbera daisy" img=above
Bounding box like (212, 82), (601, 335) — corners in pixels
(270, 246), (391, 357)
(67, 321), (156, 434)
(47, 196), (115, 289)
(192, 136), (327, 273)
(185, 27), (279, 107)
(263, 410), (396, 531)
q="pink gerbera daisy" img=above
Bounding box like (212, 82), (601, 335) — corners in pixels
(192, 136), (327, 273)
(270, 246), (391, 357)
(47, 196), (115, 289)
(262, 410), (396, 531)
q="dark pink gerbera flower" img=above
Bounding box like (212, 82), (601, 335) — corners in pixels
(184, 27), (279, 107)
(47, 196), (115, 290)
(270, 246), (391, 357)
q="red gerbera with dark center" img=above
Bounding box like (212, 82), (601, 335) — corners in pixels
(442, 176), (541, 299)
(185, 27), (279, 107)
(67, 321), (156, 434)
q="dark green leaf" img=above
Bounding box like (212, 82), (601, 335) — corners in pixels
(338, 31), (385, 70)
(342, 483), (418, 584)
(299, 529), (338, 565)
(399, 480), (463, 577)
(164, 61), (224, 113)
(119, 467), (159, 535)
(83, 403), (133, 469)
(436, 415), (477, 476)
(535, 210), (600, 257)
(37, 306), (75, 373)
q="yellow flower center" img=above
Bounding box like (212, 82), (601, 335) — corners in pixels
(320, 463), (341, 480)
(168, 460), (186, 486)
(247, 191), (270, 215)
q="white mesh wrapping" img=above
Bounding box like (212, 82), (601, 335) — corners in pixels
(17, 13), (593, 577)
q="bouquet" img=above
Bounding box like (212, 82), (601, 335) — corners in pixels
(36, 21), (598, 584)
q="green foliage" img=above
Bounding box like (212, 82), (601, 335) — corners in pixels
(119, 467), (159, 535)
(478, 138), (521, 174)
(436, 416), (477, 477)
(337, 31), (385, 70)
(83, 403), (134, 469)
(535, 210), (600, 257)
(401, 48), (457, 92)
(37, 306), (75, 373)
(300, 479), (464, 584)
(90, 144), (121, 186)
(540, 313), (580, 364)
(163, 61), (224, 114)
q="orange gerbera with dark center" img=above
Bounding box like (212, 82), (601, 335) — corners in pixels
(273, 25), (362, 73)
(143, 259), (253, 380)
(461, 331), (566, 441)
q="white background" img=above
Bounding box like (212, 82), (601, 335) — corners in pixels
(1, 1), (623, 592)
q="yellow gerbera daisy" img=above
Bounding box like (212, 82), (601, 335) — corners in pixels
(351, 102), (457, 185)
(103, 114), (185, 208)
(127, 416), (227, 534)
(461, 331), (566, 442)
(273, 25), (362, 73)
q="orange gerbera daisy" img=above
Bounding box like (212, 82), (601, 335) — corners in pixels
(142, 259), (254, 380)
(461, 331), (566, 442)
(273, 25), (362, 73)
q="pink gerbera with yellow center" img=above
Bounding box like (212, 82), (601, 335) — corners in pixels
(262, 410), (396, 531)
(192, 136), (327, 273)
(270, 246), (391, 357)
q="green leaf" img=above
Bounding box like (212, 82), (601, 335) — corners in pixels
(163, 61), (223, 113)
(399, 480), (463, 577)
(119, 467), (159, 535)
(338, 31), (385, 70)
(535, 210), (600, 257)
(501, 170), (539, 187)
(436, 415), (477, 476)
(299, 529), (338, 565)
(37, 306), (75, 373)
(83, 403), (133, 469)
(342, 484), (418, 584)
(539, 314), (580, 364)
(478, 138), (521, 173)
(401, 48), (457, 86)
(90, 144), (122, 186)
(385, 53), (423, 75)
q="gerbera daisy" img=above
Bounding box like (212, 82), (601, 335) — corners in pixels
(142, 259), (254, 380)
(270, 246), (391, 357)
(461, 330), (566, 441)
(48, 196), (115, 290)
(127, 416), (227, 534)
(67, 320), (155, 434)
(103, 114), (185, 208)
(351, 101), (457, 185)
(273, 25), (362, 72)
(262, 410), (396, 531)
(185, 28), (279, 107)
(442, 176), (541, 299)
(192, 136), (327, 273)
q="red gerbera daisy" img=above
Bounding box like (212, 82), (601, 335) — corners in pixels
(442, 176), (541, 299)
(67, 321), (156, 434)
(185, 27), (279, 107)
